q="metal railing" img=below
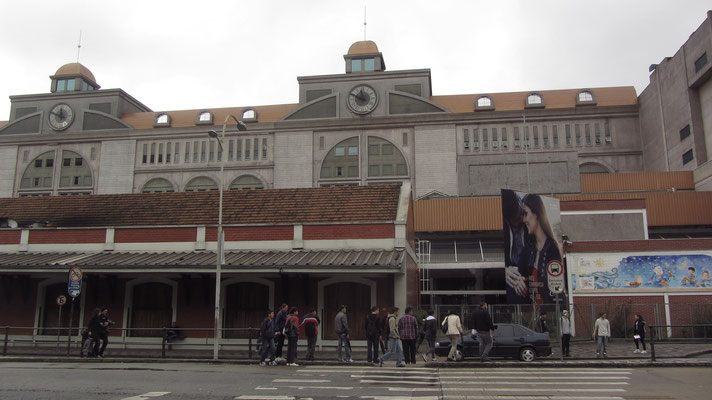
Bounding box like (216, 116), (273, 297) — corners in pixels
(648, 324), (712, 361)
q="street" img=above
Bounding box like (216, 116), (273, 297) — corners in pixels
(0, 361), (710, 400)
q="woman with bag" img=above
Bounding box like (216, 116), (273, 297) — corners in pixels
(441, 310), (463, 361)
(633, 314), (647, 354)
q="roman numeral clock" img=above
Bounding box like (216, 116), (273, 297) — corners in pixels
(347, 84), (378, 115)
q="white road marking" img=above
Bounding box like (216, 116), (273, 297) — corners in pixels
(360, 397), (440, 400)
(361, 379), (439, 386)
(122, 392), (171, 400)
(284, 385), (354, 390)
(437, 381), (628, 385)
(235, 397), (295, 400)
(439, 370), (632, 375)
(439, 375), (629, 380)
(255, 386), (278, 390)
(272, 379), (331, 383)
(438, 388), (627, 392)
(425, 397), (624, 400)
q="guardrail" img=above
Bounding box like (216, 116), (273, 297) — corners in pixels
(2, 325), (261, 359)
(648, 324), (712, 361)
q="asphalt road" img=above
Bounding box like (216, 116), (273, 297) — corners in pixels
(0, 361), (710, 400)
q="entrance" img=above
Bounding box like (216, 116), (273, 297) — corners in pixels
(129, 282), (173, 337)
(224, 282), (269, 338)
(322, 282), (370, 340)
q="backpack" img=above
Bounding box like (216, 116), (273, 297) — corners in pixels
(441, 316), (449, 334)
(283, 318), (298, 337)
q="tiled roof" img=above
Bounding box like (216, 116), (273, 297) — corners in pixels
(0, 249), (405, 271)
(431, 86), (637, 113)
(121, 104), (298, 129)
(0, 185), (402, 228)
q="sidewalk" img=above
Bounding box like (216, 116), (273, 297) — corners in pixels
(2, 338), (711, 367)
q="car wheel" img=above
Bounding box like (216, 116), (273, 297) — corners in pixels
(519, 347), (536, 362)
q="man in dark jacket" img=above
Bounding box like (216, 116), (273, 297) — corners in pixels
(274, 303), (288, 361)
(285, 307), (300, 366)
(421, 310), (439, 362)
(473, 302), (495, 362)
(301, 309), (320, 361)
(538, 312), (550, 335)
(91, 308), (113, 358)
(259, 310), (276, 366)
(365, 306), (380, 363)
(334, 305), (353, 362)
(86, 308), (102, 358)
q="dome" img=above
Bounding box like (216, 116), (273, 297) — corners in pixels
(54, 62), (97, 83)
(347, 40), (379, 55)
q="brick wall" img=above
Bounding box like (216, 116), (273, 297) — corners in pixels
(205, 226), (294, 241)
(115, 227), (196, 243)
(0, 230), (21, 244)
(303, 224), (394, 240)
(29, 229), (106, 244)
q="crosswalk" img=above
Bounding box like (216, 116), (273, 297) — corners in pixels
(235, 365), (634, 400)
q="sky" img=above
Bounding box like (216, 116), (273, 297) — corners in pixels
(1, 1), (711, 120)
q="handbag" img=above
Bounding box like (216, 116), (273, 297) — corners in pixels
(441, 316), (449, 334)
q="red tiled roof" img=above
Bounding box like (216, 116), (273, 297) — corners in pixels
(0, 185), (402, 228)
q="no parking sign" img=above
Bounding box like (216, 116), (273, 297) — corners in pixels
(67, 266), (83, 298)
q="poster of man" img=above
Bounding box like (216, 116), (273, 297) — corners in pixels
(502, 189), (563, 304)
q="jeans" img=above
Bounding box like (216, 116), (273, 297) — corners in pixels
(367, 336), (379, 362)
(275, 333), (285, 358)
(476, 331), (493, 358)
(287, 336), (298, 363)
(91, 332), (108, 356)
(423, 337), (437, 359)
(305, 335), (317, 360)
(260, 337), (275, 362)
(379, 337), (404, 366)
(447, 334), (460, 360)
(337, 333), (351, 361)
(561, 333), (571, 356)
(596, 335), (609, 355)
(402, 338), (417, 364)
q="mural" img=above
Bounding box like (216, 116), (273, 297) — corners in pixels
(572, 254), (712, 291)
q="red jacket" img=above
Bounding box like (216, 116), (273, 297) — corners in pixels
(285, 314), (300, 337)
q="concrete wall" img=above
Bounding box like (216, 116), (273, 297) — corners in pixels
(413, 124), (458, 198)
(561, 212), (646, 242)
(0, 146), (18, 197)
(97, 140), (136, 194)
(274, 131), (313, 188)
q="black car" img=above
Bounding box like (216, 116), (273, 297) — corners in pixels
(434, 323), (552, 362)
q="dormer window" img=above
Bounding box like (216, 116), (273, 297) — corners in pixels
(525, 93), (545, 108)
(154, 113), (171, 127)
(197, 111), (213, 125)
(242, 109), (257, 122)
(351, 58), (376, 73)
(475, 96), (494, 111)
(576, 90), (597, 106)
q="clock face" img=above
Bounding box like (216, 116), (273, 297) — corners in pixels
(347, 85), (378, 114)
(48, 103), (74, 131)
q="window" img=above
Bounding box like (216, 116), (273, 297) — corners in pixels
(595, 123), (602, 144)
(242, 109), (257, 121)
(142, 178), (174, 193)
(184, 142), (191, 163)
(46, 158), (54, 168)
(367, 137), (408, 178)
(527, 93), (542, 105)
(501, 127), (508, 149)
(229, 175), (264, 190)
(513, 127), (520, 149)
(533, 126), (539, 148)
(262, 138), (268, 159)
(67, 79), (76, 91)
(59, 151), (91, 188)
(492, 128), (499, 150)
(155, 114), (170, 126)
(585, 124), (591, 145)
(553, 125), (559, 147)
(695, 53), (708, 73)
(523, 127), (529, 149)
(244, 139), (251, 160)
(150, 143), (156, 163)
(63, 158), (71, 167)
(158, 143), (164, 163)
(166, 142), (172, 163)
(364, 58), (375, 71)
(577, 90), (595, 105)
(683, 149), (694, 165)
(185, 176), (218, 191)
(348, 145), (359, 156)
(565, 125), (572, 146)
(604, 122), (612, 144)
(236, 140), (242, 160)
(680, 125), (691, 141)
(320, 137), (359, 179)
(335, 146), (345, 156)
(483, 128), (489, 150)
(197, 111), (212, 124)
(542, 125), (549, 148)
(473, 128), (480, 150)
(75, 158), (82, 166)
(476, 96), (494, 110)
(351, 59), (362, 72)
(575, 124), (582, 146)
(464, 128), (470, 151)
(319, 136), (325, 150)
(402, 132), (408, 146)
(56, 80), (66, 91)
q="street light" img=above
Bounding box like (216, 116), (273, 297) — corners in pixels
(208, 115), (247, 360)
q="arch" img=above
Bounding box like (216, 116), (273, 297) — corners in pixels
(476, 95), (494, 110)
(142, 177), (176, 193)
(229, 174), (264, 190)
(367, 136), (409, 177)
(197, 111), (213, 125)
(241, 108), (257, 122)
(526, 93), (543, 106)
(319, 137), (360, 180)
(578, 160), (614, 174)
(34, 278), (86, 336)
(184, 176), (218, 191)
(317, 277), (376, 340)
(388, 91), (449, 114)
(122, 277), (178, 338)
(20, 151), (55, 190)
(221, 277), (274, 339)
(58, 150), (93, 188)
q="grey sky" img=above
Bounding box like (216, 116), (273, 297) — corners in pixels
(1, 1), (710, 120)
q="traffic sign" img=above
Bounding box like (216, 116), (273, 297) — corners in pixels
(67, 266), (83, 298)
(546, 260), (565, 294)
(56, 294), (67, 306)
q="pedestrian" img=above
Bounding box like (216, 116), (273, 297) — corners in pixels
(538, 312), (549, 335)
(274, 303), (288, 361)
(301, 309), (320, 361)
(421, 310), (439, 362)
(335, 305), (353, 363)
(285, 307), (300, 366)
(84, 308), (102, 358)
(378, 307), (389, 353)
(442, 309), (463, 361)
(365, 306), (381, 363)
(560, 310), (572, 357)
(377, 306), (405, 367)
(633, 314), (647, 354)
(259, 310), (277, 366)
(398, 306), (418, 364)
(472, 302), (495, 362)
(592, 312), (611, 358)
(91, 307), (113, 358)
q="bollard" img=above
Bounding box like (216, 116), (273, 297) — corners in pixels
(650, 342), (656, 361)
(161, 328), (166, 359)
(248, 331), (252, 360)
(3, 326), (8, 356)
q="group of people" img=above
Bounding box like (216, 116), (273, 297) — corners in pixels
(558, 309), (648, 358)
(81, 307), (113, 358)
(258, 304), (318, 366)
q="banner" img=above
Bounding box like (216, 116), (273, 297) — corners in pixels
(502, 189), (563, 304)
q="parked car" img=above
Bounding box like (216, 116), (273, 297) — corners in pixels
(434, 323), (552, 362)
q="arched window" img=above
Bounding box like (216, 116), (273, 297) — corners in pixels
(185, 176), (218, 191)
(197, 111), (213, 124)
(579, 162), (610, 174)
(527, 94), (542, 105)
(59, 150), (92, 188)
(142, 178), (175, 193)
(242, 109), (257, 121)
(20, 151), (55, 189)
(154, 113), (170, 127)
(476, 96), (493, 108)
(367, 137), (408, 177)
(229, 175), (264, 190)
(576, 90), (596, 105)
(320, 137), (360, 179)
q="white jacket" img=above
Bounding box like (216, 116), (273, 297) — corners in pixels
(442, 314), (463, 335)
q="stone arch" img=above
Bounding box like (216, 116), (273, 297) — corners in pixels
(34, 278), (86, 336)
(184, 176), (218, 191)
(221, 277), (274, 338)
(318, 277), (376, 340)
(123, 277), (178, 338)
(228, 174), (265, 190)
(141, 177), (176, 193)
(579, 160), (614, 174)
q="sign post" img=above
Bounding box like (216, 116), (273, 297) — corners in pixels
(547, 260), (565, 361)
(56, 294), (66, 348)
(66, 266), (83, 356)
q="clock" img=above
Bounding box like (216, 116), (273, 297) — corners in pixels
(347, 85), (378, 114)
(48, 103), (74, 131)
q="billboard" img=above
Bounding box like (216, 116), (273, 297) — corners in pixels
(570, 253), (712, 291)
(502, 189), (563, 304)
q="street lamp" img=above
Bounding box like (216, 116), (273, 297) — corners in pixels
(208, 115), (247, 360)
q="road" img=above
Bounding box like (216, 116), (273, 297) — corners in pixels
(0, 361), (710, 399)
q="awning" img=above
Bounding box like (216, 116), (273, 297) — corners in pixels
(0, 249), (406, 274)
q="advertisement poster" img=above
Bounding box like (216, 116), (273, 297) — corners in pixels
(571, 254), (712, 291)
(502, 189), (563, 304)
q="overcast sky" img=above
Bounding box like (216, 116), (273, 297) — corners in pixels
(1, 1), (711, 120)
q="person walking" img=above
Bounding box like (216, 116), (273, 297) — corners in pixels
(86, 308), (102, 358)
(560, 310), (572, 357)
(285, 307), (300, 366)
(335, 305), (353, 363)
(592, 312), (611, 358)
(538, 312), (549, 335)
(421, 310), (439, 362)
(91, 308), (113, 358)
(398, 306), (419, 364)
(365, 306), (381, 363)
(442, 310), (463, 361)
(259, 310), (277, 366)
(633, 314), (647, 354)
(378, 307), (389, 353)
(377, 307), (404, 367)
(472, 302), (495, 362)
(274, 303), (288, 361)
(301, 309), (320, 361)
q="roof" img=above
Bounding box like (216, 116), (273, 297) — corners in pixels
(120, 104), (298, 129)
(52, 62), (97, 83)
(347, 41), (379, 55)
(581, 171), (694, 193)
(0, 184), (402, 228)
(431, 86), (638, 112)
(0, 249), (405, 272)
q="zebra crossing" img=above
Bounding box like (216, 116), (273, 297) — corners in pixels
(235, 365), (634, 400)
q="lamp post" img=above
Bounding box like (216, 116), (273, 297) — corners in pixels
(208, 115), (247, 360)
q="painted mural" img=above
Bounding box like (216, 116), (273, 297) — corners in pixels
(571, 254), (712, 291)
